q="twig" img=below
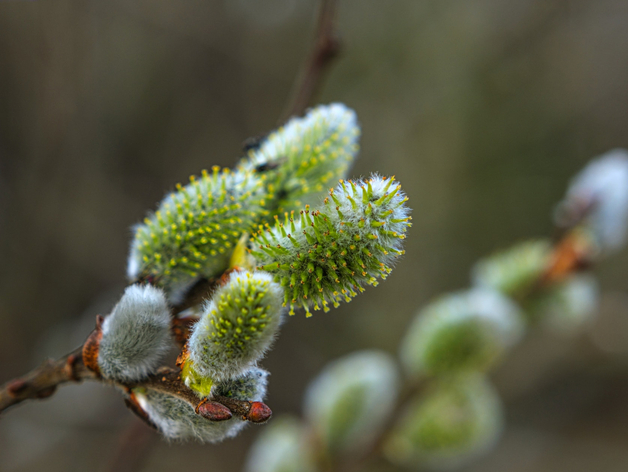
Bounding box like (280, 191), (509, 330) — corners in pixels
(0, 276), (235, 417)
(0, 348), (90, 412)
(0, 337), (265, 424)
(281, 0), (341, 122)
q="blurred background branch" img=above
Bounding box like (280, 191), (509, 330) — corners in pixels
(282, 0), (340, 121)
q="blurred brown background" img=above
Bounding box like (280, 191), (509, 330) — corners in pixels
(2, 0), (628, 471)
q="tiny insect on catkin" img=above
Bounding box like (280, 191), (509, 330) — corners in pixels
(238, 103), (361, 217)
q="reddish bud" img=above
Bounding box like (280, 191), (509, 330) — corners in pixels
(246, 401), (272, 423)
(65, 354), (79, 381)
(82, 315), (104, 376)
(197, 401), (233, 421)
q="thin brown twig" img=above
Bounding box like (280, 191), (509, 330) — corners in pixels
(0, 277), (232, 417)
(0, 347), (91, 412)
(280, 0), (341, 122)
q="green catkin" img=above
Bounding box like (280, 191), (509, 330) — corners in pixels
(238, 103), (360, 217)
(400, 288), (524, 377)
(127, 167), (268, 299)
(250, 175), (411, 316)
(303, 351), (400, 455)
(182, 270), (283, 395)
(384, 374), (503, 469)
(471, 239), (552, 298)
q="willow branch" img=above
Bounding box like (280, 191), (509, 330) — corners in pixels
(0, 347), (89, 412)
(0, 277), (238, 418)
(281, 0), (341, 121)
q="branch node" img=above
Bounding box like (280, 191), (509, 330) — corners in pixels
(82, 315), (104, 377)
(6, 379), (28, 397)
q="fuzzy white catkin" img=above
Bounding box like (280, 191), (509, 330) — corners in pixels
(304, 350), (400, 455)
(98, 285), (172, 382)
(556, 149), (628, 253)
(136, 390), (247, 442)
(400, 288), (525, 377)
(245, 416), (316, 472)
(471, 240), (552, 297)
(136, 367), (268, 442)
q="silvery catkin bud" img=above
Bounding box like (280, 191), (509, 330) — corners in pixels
(525, 273), (598, 333)
(250, 175), (411, 316)
(303, 350), (400, 455)
(127, 167), (268, 299)
(134, 367), (268, 442)
(384, 374), (503, 469)
(245, 416), (316, 472)
(238, 103), (360, 216)
(98, 285), (172, 382)
(472, 240), (552, 298)
(555, 149), (628, 254)
(181, 270), (283, 396)
(400, 288), (524, 377)
(213, 366), (269, 401)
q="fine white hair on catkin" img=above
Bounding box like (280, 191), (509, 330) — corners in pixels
(98, 284), (172, 382)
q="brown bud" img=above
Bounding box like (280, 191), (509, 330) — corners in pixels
(65, 354), (79, 381)
(176, 345), (190, 370)
(543, 232), (592, 284)
(197, 401), (233, 421)
(219, 267), (244, 286)
(246, 401), (272, 423)
(172, 317), (197, 346)
(82, 315), (104, 376)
